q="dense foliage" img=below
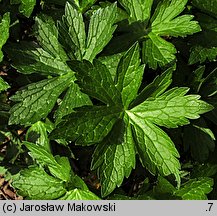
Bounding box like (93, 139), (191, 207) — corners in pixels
(0, 0), (217, 200)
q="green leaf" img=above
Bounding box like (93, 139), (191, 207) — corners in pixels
(142, 32), (176, 69)
(9, 73), (73, 125)
(91, 116), (135, 197)
(174, 177), (214, 200)
(34, 15), (68, 62)
(24, 142), (71, 182)
(183, 119), (215, 162)
(131, 88), (213, 128)
(98, 53), (124, 80)
(192, 0), (217, 17)
(0, 12), (10, 62)
(26, 121), (51, 152)
(199, 67), (217, 97)
(131, 67), (174, 107)
(19, 0), (36, 17)
(83, 3), (117, 61)
(0, 77), (10, 92)
(128, 112), (181, 184)
(191, 164), (217, 178)
(60, 189), (100, 200)
(12, 166), (67, 199)
(189, 46), (217, 65)
(58, 2), (86, 60)
(55, 83), (92, 123)
(11, 0), (36, 17)
(119, 0), (153, 22)
(6, 42), (72, 76)
(151, 0), (201, 37)
(115, 43), (145, 108)
(68, 60), (122, 106)
(51, 106), (122, 145)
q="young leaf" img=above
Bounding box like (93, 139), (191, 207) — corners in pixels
(24, 142), (71, 182)
(174, 177), (214, 200)
(12, 166), (67, 199)
(26, 121), (51, 152)
(9, 73), (73, 125)
(0, 12), (10, 62)
(60, 189), (100, 200)
(83, 3), (117, 61)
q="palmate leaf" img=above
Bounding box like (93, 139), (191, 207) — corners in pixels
(7, 3), (118, 125)
(52, 43), (212, 197)
(119, 0), (201, 69)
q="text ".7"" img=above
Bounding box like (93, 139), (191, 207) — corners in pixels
(206, 203), (214, 212)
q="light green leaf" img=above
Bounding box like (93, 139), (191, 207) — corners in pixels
(9, 73), (73, 125)
(60, 189), (100, 200)
(142, 32), (176, 69)
(119, 0), (153, 22)
(58, 2), (86, 60)
(0, 12), (10, 62)
(115, 43), (145, 108)
(91, 116), (135, 197)
(128, 112), (181, 184)
(68, 60), (122, 106)
(55, 83), (92, 123)
(152, 15), (201, 37)
(131, 87), (213, 128)
(174, 177), (214, 200)
(0, 77), (10, 92)
(51, 106), (122, 145)
(6, 42), (72, 76)
(26, 121), (51, 152)
(24, 142), (71, 182)
(12, 166), (66, 200)
(84, 3), (117, 61)
(34, 15), (68, 62)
